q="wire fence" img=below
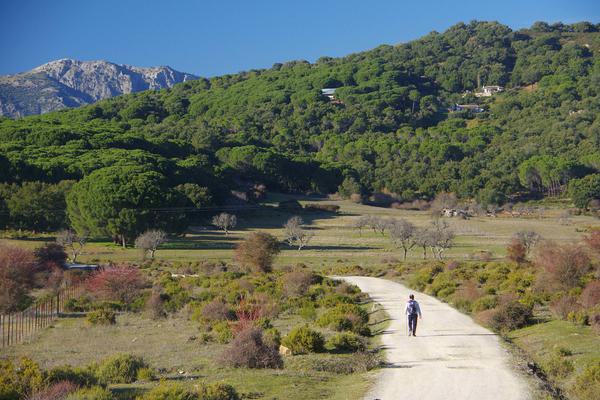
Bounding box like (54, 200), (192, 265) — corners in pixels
(0, 284), (84, 348)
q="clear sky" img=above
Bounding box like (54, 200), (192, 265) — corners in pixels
(0, 0), (598, 77)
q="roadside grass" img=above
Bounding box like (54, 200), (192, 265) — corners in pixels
(509, 320), (600, 396)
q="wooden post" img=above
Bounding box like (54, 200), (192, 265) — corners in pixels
(7, 313), (11, 346)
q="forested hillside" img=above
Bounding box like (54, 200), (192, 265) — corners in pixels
(1, 20), (599, 235)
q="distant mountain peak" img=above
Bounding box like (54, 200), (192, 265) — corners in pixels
(0, 59), (197, 118)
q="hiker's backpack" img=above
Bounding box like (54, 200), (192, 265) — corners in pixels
(407, 300), (418, 315)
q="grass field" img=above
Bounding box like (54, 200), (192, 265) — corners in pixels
(4, 287), (389, 399)
(1, 195), (597, 270)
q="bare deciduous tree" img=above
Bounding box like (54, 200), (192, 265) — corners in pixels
(56, 229), (88, 263)
(388, 219), (416, 260)
(428, 219), (455, 260)
(413, 227), (432, 259)
(514, 231), (541, 257)
(212, 213), (237, 235)
(134, 230), (167, 260)
(351, 216), (371, 236)
(284, 216), (313, 250)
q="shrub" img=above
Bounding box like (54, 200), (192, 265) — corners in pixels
(45, 365), (97, 387)
(591, 313), (600, 334)
(583, 230), (600, 255)
(580, 281), (600, 309)
(86, 266), (146, 306)
(27, 381), (78, 400)
(199, 383), (239, 400)
(544, 351), (574, 379)
(86, 309), (116, 325)
(141, 383), (197, 400)
(471, 295), (498, 312)
(0, 357), (44, 400)
(63, 295), (93, 312)
(534, 242), (591, 290)
(95, 354), (148, 385)
(549, 295), (580, 320)
(64, 386), (113, 400)
(221, 328), (283, 369)
(567, 310), (589, 326)
(308, 352), (381, 374)
(212, 321), (233, 344)
(489, 301), (533, 332)
(282, 326), (325, 354)
(327, 333), (366, 353)
(146, 286), (166, 319)
(136, 367), (155, 382)
(506, 239), (527, 263)
(234, 232), (280, 273)
(280, 270), (315, 297)
(0, 245), (37, 313)
(263, 328), (281, 347)
(317, 304), (369, 334)
(299, 304), (317, 320)
(202, 299), (235, 321)
(572, 362), (600, 399)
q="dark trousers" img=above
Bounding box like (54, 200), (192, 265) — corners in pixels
(408, 314), (418, 335)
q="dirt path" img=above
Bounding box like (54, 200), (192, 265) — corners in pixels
(340, 276), (530, 400)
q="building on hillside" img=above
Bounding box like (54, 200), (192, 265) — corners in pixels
(449, 104), (485, 113)
(475, 85), (504, 97)
(321, 88), (336, 100)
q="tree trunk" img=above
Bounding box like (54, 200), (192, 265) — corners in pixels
(403, 248), (408, 260)
(150, 249), (155, 259)
(122, 236), (126, 249)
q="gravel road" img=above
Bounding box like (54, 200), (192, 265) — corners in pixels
(339, 276), (531, 400)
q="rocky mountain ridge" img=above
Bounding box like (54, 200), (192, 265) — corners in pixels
(0, 59), (197, 118)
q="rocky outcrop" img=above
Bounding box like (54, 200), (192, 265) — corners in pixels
(0, 59), (197, 118)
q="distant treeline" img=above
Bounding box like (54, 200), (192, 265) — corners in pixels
(1, 20), (600, 236)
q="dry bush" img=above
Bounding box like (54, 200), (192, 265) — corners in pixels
(86, 265), (146, 305)
(349, 193), (363, 203)
(26, 381), (78, 400)
(583, 230), (600, 255)
(281, 270), (314, 297)
(549, 295), (581, 319)
(446, 261), (459, 271)
(506, 239), (527, 263)
(580, 281), (600, 309)
(146, 286), (166, 319)
(458, 281), (481, 302)
(474, 309), (497, 327)
(220, 327), (283, 369)
(0, 245), (38, 312)
(234, 232), (280, 273)
(534, 242), (592, 290)
(488, 301), (533, 332)
(250, 292), (280, 318)
(590, 313), (600, 334)
(202, 299), (235, 321)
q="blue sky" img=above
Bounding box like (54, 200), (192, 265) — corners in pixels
(0, 0), (598, 77)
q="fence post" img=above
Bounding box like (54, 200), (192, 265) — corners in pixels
(7, 313), (11, 346)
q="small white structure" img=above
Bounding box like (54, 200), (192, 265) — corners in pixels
(63, 263), (99, 271)
(475, 85), (504, 97)
(321, 88), (337, 101)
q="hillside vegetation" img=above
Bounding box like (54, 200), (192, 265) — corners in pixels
(0, 21), (600, 239)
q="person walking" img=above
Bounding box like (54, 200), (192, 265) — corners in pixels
(405, 294), (422, 336)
